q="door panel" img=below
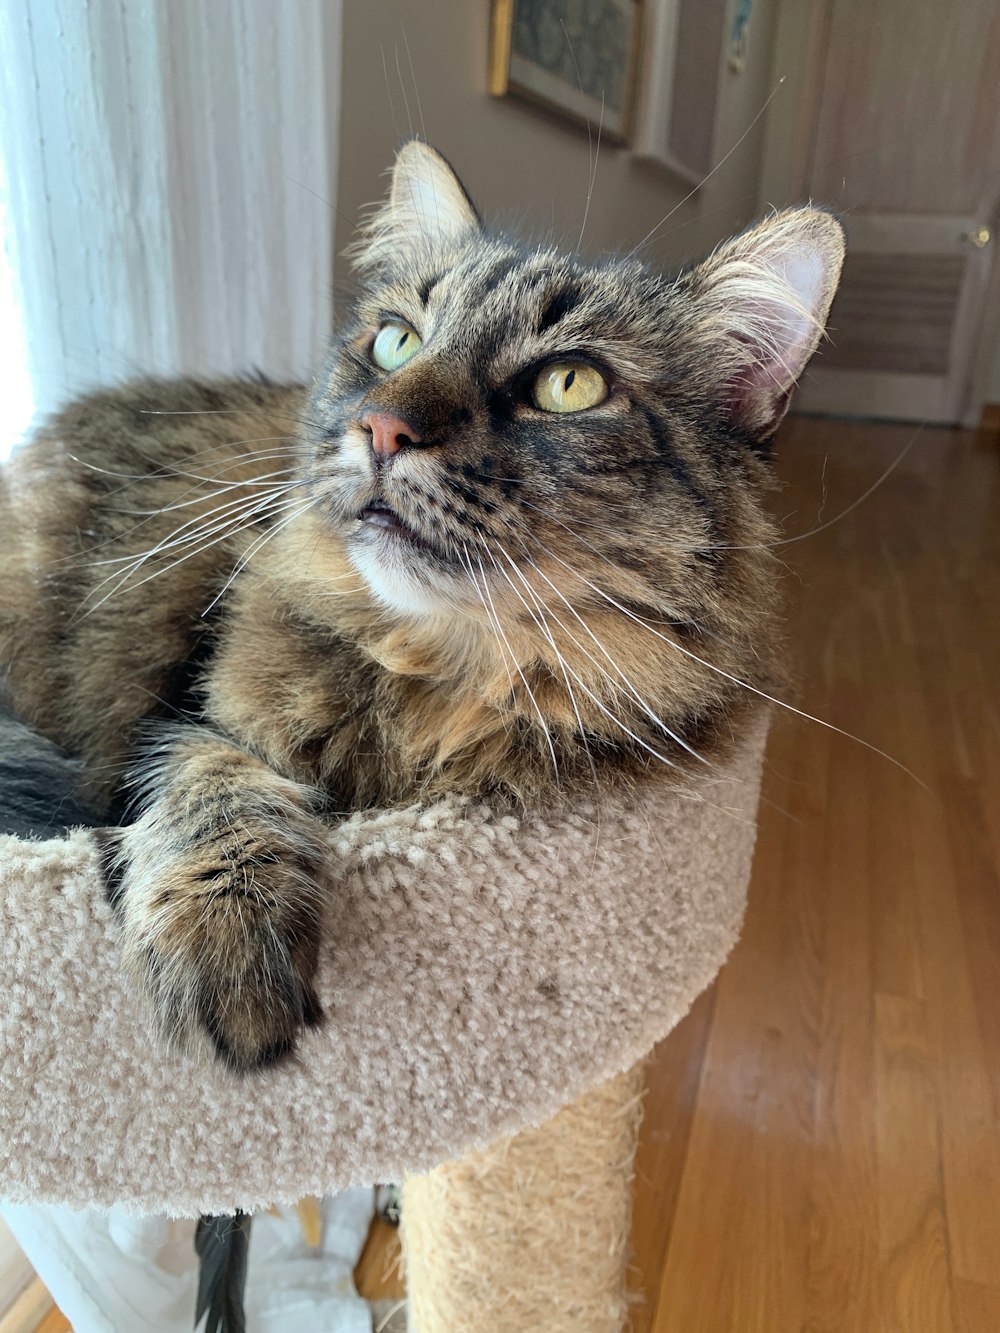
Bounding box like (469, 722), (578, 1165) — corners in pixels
(787, 0), (1000, 423)
(800, 211), (995, 422)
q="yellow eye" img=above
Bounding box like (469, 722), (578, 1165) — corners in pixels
(372, 322), (422, 371)
(532, 361), (608, 413)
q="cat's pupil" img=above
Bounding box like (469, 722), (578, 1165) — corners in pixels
(397, 332), (409, 351)
(564, 369), (575, 391)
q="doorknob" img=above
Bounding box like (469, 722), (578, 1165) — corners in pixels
(966, 225), (992, 248)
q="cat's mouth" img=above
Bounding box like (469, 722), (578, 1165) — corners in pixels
(357, 500), (439, 557)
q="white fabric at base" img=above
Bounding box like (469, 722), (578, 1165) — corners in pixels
(2, 1189), (375, 1332)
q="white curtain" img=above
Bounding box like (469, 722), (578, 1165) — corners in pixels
(0, 0), (342, 460)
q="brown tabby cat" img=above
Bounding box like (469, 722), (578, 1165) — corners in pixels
(0, 142), (844, 1073)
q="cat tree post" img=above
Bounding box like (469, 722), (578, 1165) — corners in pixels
(402, 1062), (646, 1333)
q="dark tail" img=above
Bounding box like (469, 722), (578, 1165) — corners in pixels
(194, 1211), (252, 1333)
(0, 701), (101, 837)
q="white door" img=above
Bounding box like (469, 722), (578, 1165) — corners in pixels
(773, 0), (1000, 424)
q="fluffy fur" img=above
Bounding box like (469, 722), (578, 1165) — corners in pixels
(0, 700), (100, 838)
(0, 141), (844, 1071)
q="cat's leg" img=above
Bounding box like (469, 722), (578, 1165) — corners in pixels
(101, 725), (330, 1073)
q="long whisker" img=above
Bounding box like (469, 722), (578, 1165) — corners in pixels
(394, 44), (414, 138)
(135, 408), (260, 417)
(535, 536), (927, 787)
(401, 25), (427, 141)
(625, 77), (786, 261)
(579, 91), (604, 252)
(73, 482), (304, 586)
(100, 469), (301, 529)
(68, 436), (300, 484)
(458, 546), (517, 698)
(559, 18), (603, 254)
(763, 424), (923, 551)
(490, 552), (678, 769)
(133, 407), (330, 438)
(81, 491), (308, 614)
(85, 483), (304, 573)
(501, 544), (708, 766)
(465, 543), (560, 783)
(483, 546), (598, 786)
(202, 497), (319, 615)
(518, 425), (922, 556)
(381, 46), (402, 140)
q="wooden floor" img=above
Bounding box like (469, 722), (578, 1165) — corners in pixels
(630, 415), (1000, 1332)
(24, 416), (1000, 1331)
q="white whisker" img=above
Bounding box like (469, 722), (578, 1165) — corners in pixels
(500, 544), (707, 766)
(89, 481), (304, 566)
(465, 544), (560, 784)
(202, 498), (319, 615)
(459, 547), (516, 698)
(84, 485), (303, 585)
(80, 492), (310, 615)
(493, 546), (676, 768)
(535, 537), (926, 788)
(484, 546), (598, 786)
(625, 77), (786, 261)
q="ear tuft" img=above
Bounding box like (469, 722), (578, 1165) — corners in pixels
(347, 140), (481, 273)
(686, 209), (846, 440)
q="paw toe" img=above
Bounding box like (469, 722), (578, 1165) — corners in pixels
(199, 975), (324, 1075)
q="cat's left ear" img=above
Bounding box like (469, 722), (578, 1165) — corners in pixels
(349, 140), (481, 273)
(685, 208), (845, 442)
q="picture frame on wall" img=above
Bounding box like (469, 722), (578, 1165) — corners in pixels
(631, 0), (731, 187)
(488, 0), (643, 144)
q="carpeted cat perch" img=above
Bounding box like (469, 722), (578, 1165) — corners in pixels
(0, 714), (768, 1332)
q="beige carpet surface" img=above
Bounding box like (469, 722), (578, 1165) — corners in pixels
(0, 715), (766, 1217)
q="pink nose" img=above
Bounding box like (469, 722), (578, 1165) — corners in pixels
(361, 410), (422, 461)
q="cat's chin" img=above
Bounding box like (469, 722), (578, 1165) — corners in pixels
(347, 535), (462, 618)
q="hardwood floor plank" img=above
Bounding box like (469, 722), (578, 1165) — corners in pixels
(902, 673), (1000, 1286)
(801, 717), (879, 1333)
(354, 1218), (405, 1303)
(953, 1278), (1000, 1333)
(874, 992), (955, 1332)
(0, 1280), (52, 1333)
(32, 1308), (68, 1333)
(627, 985), (718, 1328)
(645, 716), (829, 1331)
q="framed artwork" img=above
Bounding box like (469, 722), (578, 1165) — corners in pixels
(727, 0), (755, 72)
(489, 0), (643, 144)
(631, 0), (731, 187)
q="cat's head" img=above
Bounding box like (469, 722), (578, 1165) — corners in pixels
(304, 142), (844, 766)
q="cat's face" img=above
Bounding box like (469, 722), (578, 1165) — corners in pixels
(305, 143), (844, 682)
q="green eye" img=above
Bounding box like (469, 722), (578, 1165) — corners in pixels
(533, 361), (608, 413)
(372, 321), (422, 371)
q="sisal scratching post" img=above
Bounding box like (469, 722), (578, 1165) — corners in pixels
(402, 1062), (646, 1333)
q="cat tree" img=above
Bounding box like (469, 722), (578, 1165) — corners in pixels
(0, 714), (768, 1332)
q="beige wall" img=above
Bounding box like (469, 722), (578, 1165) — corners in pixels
(334, 0), (780, 302)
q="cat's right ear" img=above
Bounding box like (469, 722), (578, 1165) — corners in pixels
(682, 208), (846, 442)
(348, 140), (481, 273)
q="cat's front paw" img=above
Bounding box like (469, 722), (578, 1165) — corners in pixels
(101, 823), (327, 1074)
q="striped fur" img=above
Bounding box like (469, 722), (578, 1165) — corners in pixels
(0, 143), (844, 1070)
